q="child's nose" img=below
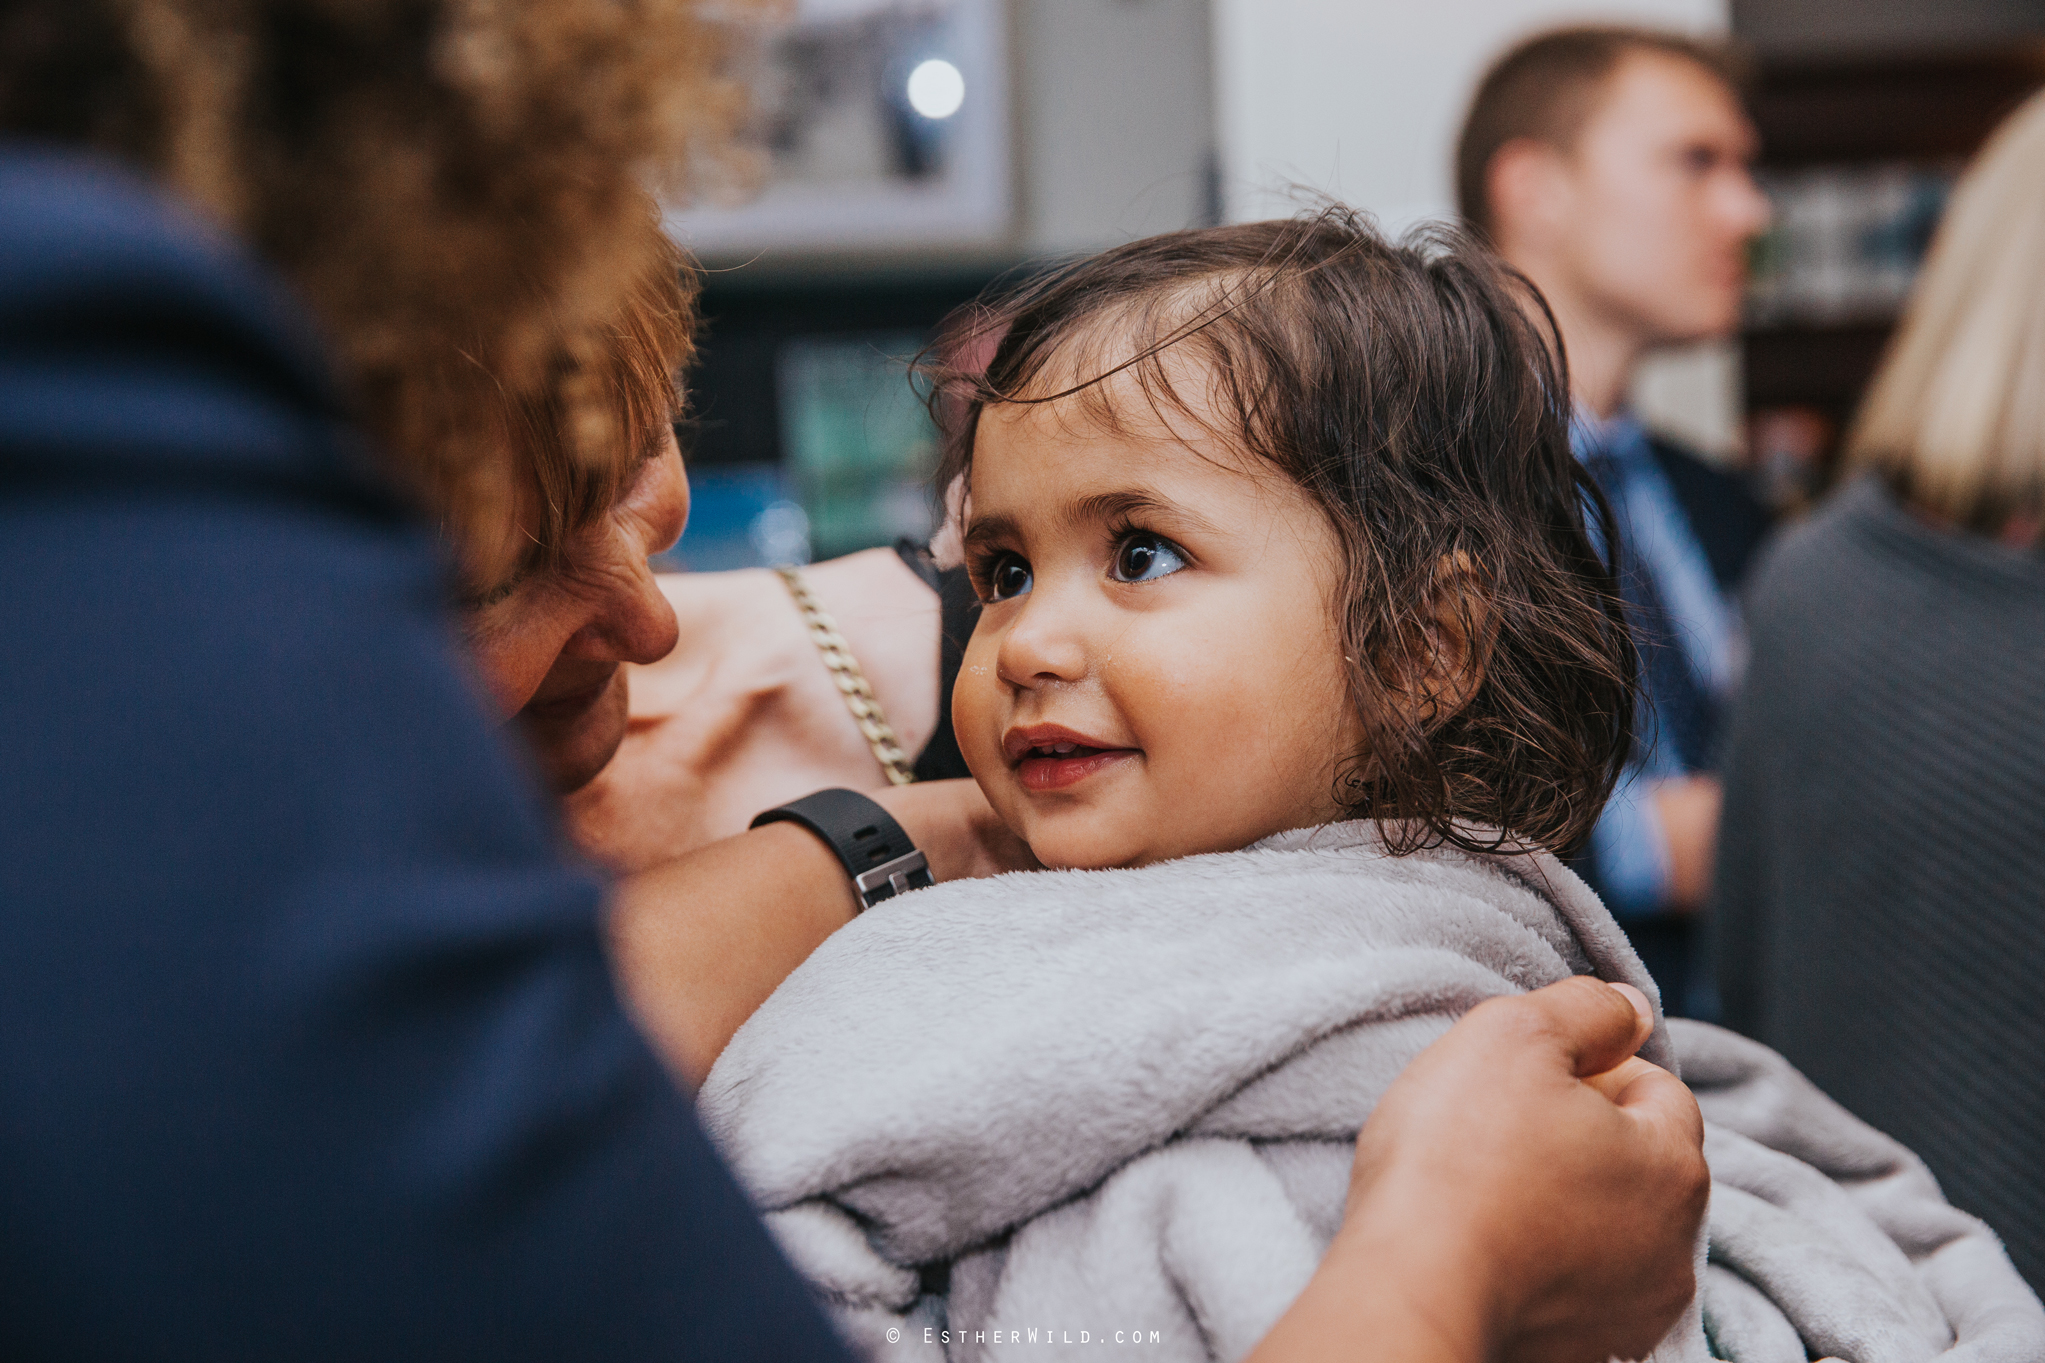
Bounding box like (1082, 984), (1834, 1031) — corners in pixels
(995, 591), (1089, 689)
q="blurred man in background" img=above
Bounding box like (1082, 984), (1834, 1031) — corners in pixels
(1457, 27), (1773, 1017)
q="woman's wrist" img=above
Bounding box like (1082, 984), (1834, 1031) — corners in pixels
(607, 819), (860, 1088)
(870, 779), (1037, 882)
(1247, 1219), (1504, 1363)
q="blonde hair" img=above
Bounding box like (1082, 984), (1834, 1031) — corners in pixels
(1849, 89), (2045, 532)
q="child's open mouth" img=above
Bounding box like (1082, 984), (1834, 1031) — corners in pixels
(1006, 729), (1139, 792)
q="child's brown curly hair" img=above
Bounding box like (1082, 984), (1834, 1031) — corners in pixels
(923, 208), (1637, 856)
(0, 0), (737, 573)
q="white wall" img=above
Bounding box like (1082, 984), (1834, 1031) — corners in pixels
(1211, 0), (1743, 459)
(1014, 0), (1216, 255)
(681, 1), (1217, 273)
(1212, 0), (1727, 229)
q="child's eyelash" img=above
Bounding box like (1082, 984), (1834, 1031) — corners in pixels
(964, 545), (1012, 597)
(1105, 516), (1189, 562)
(961, 520), (1186, 597)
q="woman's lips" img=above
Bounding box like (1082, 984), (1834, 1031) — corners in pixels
(522, 667), (618, 719)
(1015, 745), (1139, 792)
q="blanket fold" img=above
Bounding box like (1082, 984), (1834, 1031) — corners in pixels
(700, 822), (2042, 1363)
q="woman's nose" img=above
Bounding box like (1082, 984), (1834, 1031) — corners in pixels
(584, 551), (678, 662)
(597, 562), (681, 665)
(561, 537), (680, 667)
(567, 448), (688, 667)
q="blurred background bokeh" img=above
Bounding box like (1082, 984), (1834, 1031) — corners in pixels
(658, 0), (2045, 571)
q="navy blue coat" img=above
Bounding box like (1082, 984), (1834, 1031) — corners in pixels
(0, 147), (848, 1361)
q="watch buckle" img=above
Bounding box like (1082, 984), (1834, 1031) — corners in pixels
(855, 848), (932, 904)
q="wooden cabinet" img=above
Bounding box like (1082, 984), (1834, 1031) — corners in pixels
(1738, 48), (2045, 508)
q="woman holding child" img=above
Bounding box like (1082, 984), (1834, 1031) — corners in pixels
(447, 159), (2040, 1351)
(1, 2), (1714, 1361)
(654, 213), (2043, 1359)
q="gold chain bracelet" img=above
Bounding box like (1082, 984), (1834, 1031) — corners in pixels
(774, 564), (916, 786)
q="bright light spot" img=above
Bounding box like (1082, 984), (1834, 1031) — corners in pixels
(906, 59), (965, 119)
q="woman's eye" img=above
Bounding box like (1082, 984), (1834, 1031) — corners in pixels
(462, 572), (527, 611)
(1109, 533), (1187, 584)
(986, 553), (1033, 602)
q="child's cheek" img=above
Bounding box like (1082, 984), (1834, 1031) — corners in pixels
(1103, 614), (1259, 752)
(1101, 603), (1331, 841)
(950, 633), (1007, 792)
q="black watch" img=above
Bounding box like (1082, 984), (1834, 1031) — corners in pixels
(750, 788), (934, 911)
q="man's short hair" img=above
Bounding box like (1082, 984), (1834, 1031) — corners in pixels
(1455, 26), (1745, 237)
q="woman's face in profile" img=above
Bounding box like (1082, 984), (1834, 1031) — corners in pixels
(463, 428), (689, 793)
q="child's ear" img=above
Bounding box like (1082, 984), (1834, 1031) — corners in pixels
(1402, 552), (1490, 729)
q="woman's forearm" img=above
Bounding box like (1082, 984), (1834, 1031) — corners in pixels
(608, 820), (858, 1088)
(607, 779), (1033, 1086)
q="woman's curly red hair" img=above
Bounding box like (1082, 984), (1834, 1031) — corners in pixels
(0, 0), (738, 571)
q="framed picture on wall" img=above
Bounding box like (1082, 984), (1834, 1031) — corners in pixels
(667, 0), (1012, 256)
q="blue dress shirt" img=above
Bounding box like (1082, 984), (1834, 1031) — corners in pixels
(1574, 411), (1742, 919)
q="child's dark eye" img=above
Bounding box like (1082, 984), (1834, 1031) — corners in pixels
(1108, 533), (1187, 584)
(985, 552), (1033, 602)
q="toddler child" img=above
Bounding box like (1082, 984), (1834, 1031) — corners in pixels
(697, 210), (2039, 1363)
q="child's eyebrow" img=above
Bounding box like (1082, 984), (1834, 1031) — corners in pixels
(963, 491), (1222, 552)
(1070, 488), (1220, 537)
(963, 512), (1022, 553)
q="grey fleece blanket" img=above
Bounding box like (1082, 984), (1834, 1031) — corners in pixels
(700, 822), (2043, 1363)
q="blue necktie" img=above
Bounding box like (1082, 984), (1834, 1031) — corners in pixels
(1580, 443), (1718, 772)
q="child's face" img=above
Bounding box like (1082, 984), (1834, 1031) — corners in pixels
(954, 373), (1365, 869)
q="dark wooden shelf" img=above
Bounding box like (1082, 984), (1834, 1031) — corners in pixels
(1739, 47), (2045, 487)
(1749, 46), (2045, 166)
(1742, 321), (1896, 414)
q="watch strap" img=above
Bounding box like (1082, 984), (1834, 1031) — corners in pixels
(750, 788), (933, 910)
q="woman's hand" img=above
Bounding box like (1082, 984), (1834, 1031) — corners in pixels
(1249, 978), (1708, 1363)
(608, 779), (1035, 1088)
